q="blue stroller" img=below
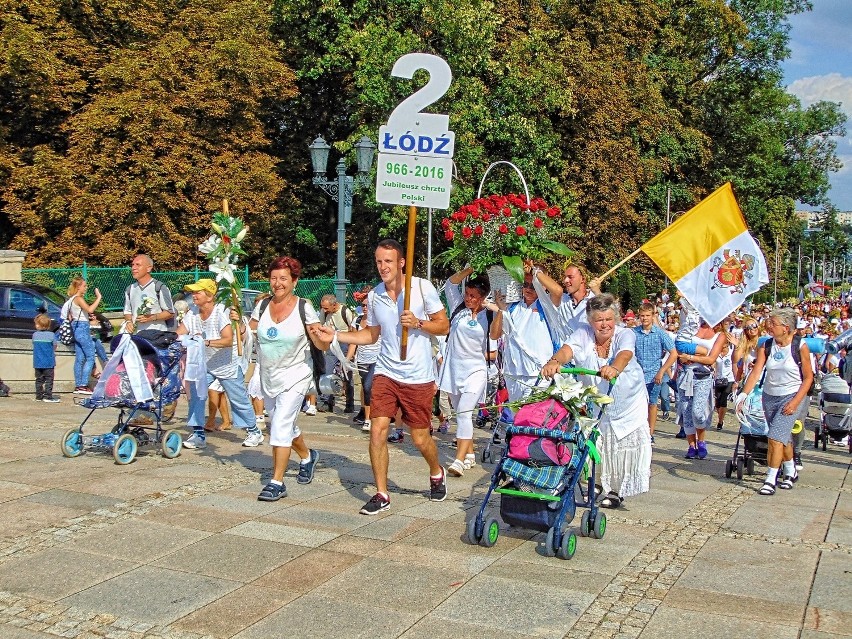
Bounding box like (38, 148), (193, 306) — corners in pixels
(60, 334), (184, 464)
(467, 368), (609, 560)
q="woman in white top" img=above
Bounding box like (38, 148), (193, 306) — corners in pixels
(739, 307), (813, 496)
(439, 267), (497, 477)
(65, 276), (102, 394)
(247, 257), (326, 502)
(177, 279), (261, 451)
(541, 294), (651, 508)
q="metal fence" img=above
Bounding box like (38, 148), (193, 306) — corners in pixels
(21, 266), (374, 311)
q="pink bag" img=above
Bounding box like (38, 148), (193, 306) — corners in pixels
(508, 434), (573, 466)
(508, 399), (574, 466)
(512, 399), (571, 431)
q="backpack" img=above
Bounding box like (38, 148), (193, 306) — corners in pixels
(449, 302), (494, 362)
(763, 335), (813, 392)
(125, 280), (176, 331)
(258, 297), (325, 378)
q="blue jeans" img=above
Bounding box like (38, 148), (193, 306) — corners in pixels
(187, 371), (255, 430)
(72, 321), (96, 387)
(93, 338), (108, 366)
(659, 374), (673, 412)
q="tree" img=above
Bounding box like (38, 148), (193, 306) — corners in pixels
(2, 0), (297, 269)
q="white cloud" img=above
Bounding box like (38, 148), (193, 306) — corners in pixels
(788, 73), (852, 116)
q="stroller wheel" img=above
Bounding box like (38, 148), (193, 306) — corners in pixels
(579, 511), (590, 537)
(557, 531), (577, 560)
(480, 448), (492, 464)
(480, 517), (500, 548)
(591, 511), (607, 540)
(466, 517), (482, 545)
(736, 457), (744, 480)
(60, 428), (83, 458)
(113, 434), (138, 465)
(746, 458), (755, 475)
(544, 527), (557, 557)
(161, 430), (182, 459)
(724, 459), (733, 479)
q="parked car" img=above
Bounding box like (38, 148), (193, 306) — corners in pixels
(0, 281), (113, 340)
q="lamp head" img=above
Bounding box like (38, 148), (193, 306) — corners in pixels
(354, 135), (376, 174)
(309, 136), (331, 176)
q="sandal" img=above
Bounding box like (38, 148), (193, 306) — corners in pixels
(778, 474), (798, 489)
(758, 482), (776, 496)
(600, 492), (622, 508)
(257, 482), (287, 502)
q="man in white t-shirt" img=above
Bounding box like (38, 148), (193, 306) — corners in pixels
(317, 239), (450, 515)
(123, 254), (175, 334)
(529, 262), (595, 338)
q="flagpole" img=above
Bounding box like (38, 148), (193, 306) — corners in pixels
(598, 247), (644, 282)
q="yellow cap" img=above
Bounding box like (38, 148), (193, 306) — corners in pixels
(184, 278), (217, 296)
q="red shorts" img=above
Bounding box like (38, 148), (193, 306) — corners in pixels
(370, 375), (436, 429)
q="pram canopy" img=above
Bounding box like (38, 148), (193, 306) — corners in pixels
(80, 335), (182, 410)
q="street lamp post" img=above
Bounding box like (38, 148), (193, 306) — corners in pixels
(308, 135), (376, 304)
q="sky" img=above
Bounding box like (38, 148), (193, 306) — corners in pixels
(782, 1), (852, 211)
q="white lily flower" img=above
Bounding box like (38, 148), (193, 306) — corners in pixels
(210, 257), (236, 283)
(594, 394), (614, 406)
(198, 235), (221, 255)
(234, 227), (248, 243)
(550, 373), (584, 403)
(577, 416), (597, 435)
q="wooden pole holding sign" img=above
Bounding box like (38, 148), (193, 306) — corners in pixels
(400, 205), (418, 360)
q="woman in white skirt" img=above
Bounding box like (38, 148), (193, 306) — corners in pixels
(439, 267), (497, 476)
(541, 293), (651, 508)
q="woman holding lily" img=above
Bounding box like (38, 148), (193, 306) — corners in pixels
(541, 294), (651, 508)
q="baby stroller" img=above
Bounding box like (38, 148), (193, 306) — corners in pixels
(727, 386), (769, 480)
(60, 334), (184, 464)
(467, 368), (608, 560)
(817, 373), (852, 453)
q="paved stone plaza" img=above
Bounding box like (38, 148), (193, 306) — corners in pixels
(0, 393), (848, 639)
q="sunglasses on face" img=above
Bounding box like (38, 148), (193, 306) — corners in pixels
(745, 324), (758, 330)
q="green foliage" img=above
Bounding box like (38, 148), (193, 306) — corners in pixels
(0, 0), (844, 300)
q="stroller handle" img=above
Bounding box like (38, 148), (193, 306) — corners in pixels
(560, 366), (607, 378)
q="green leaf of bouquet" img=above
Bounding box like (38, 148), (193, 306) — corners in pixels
(540, 240), (573, 257)
(502, 255), (524, 282)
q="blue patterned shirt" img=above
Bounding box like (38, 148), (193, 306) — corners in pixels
(633, 324), (675, 384)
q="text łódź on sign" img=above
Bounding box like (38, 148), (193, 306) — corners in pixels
(375, 53), (455, 210)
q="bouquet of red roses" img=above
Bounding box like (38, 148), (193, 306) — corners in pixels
(437, 193), (573, 282)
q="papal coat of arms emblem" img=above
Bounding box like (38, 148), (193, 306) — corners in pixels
(710, 249), (757, 294)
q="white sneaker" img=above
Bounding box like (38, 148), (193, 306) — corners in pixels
(301, 400), (309, 413)
(243, 431), (264, 447)
(183, 433), (207, 449)
(305, 404), (317, 416)
(447, 459), (465, 477)
(361, 419), (371, 432)
(463, 455), (476, 470)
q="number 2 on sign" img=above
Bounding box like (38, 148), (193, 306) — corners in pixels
(386, 53), (452, 131)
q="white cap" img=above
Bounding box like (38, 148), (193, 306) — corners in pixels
(666, 302), (675, 308)
(796, 318), (808, 329)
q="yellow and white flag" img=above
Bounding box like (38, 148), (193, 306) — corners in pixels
(641, 183), (768, 327)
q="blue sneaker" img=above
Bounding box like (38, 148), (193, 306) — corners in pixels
(697, 441), (708, 459)
(685, 446), (697, 459)
(387, 429), (404, 443)
(258, 482), (287, 501)
(297, 449), (320, 484)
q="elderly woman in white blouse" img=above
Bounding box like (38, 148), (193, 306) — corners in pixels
(542, 293), (651, 508)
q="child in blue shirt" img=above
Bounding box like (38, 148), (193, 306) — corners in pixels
(33, 314), (60, 402)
